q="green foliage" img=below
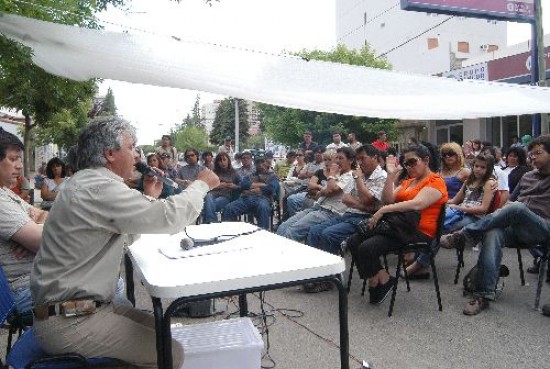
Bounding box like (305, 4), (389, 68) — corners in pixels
(174, 126), (210, 152)
(244, 134), (265, 150)
(101, 87), (117, 116)
(0, 0), (127, 175)
(210, 98), (250, 147)
(31, 99), (91, 149)
(139, 144), (156, 155)
(259, 45), (398, 148)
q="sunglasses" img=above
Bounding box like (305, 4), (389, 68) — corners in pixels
(403, 157), (420, 168)
(440, 151), (457, 158)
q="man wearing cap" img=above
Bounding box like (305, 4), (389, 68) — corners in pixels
(298, 131), (318, 163)
(372, 131), (389, 152)
(222, 156), (278, 230)
(219, 136), (234, 155)
(155, 134), (178, 168)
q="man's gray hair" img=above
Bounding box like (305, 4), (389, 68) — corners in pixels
(77, 116), (137, 170)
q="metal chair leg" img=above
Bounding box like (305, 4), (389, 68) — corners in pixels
(347, 259), (354, 293)
(388, 253), (402, 317)
(516, 248), (525, 286)
(429, 254), (443, 311)
(534, 256), (547, 310)
(454, 244), (464, 284)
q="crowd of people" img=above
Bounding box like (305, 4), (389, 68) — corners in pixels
(1, 121), (549, 367)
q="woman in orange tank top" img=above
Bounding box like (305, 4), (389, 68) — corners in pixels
(351, 144), (448, 305)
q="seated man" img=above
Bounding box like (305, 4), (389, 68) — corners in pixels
(276, 147), (355, 243)
(175, 148), (205, 189)
(455, 134), (550, 316)
(236, 150), (256, 179)
(307, 145), (386, 255)
(222, 156), (279, 230)
(30, 118), (220, 368)
(0, 128), (47, 314)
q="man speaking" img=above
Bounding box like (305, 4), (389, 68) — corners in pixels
(30, 117), (219, 368)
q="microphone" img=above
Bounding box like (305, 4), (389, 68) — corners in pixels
(135, 162), (180, 189)
(180, 237), (194, 250)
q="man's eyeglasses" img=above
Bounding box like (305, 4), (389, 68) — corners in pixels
(528, 151), (545, 159)
(403, 157), (420, 168)
(440, 151), (457, 158)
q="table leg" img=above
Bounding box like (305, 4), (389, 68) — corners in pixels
(335, 275), (350, 369)
(124, 253), (135, 307)
(239, 293), (248, 317)
(152, 297), (165, 369)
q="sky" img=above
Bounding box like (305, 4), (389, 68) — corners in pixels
(97, 0), (549, 145)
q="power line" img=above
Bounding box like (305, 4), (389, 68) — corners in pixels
(376, 16), (454, 58)
(337, 2), (400, 43)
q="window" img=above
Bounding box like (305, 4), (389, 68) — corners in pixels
(428, 38), (439, 49)
(457, 41), (469, 53)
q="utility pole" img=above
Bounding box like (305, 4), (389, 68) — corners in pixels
(535, 0), (548, 134)
(234, 98), (240, 153)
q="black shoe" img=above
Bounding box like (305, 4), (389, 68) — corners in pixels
(369, 276), (397, 305)
(542, 304), (550, 317)
(527, 258), (540, 274)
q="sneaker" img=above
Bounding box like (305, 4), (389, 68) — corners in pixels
(369, 276), (397, 305)
(463, 296), (489, 316)
(303, 281), (333, 293)
(440, 232), (464, 250)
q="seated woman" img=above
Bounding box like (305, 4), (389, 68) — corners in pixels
(438, 142), (470, 199)
(349, 145), (448, 304)
(203, 152), (241, 223)
(201, 151), (214, 170)
(502, 146), (530, 193)
(40, 157), (69, 210)
(442, 153), (497, 235)
(136, 153), (174, 199)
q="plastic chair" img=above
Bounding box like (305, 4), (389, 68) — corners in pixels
(386, 204), (446, 317)
(0, 267), (32, 364)
(347, 205), (446, 316)
(7, 328), (130, 369)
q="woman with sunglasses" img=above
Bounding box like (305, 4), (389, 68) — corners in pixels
(350, 145), (448, 304)
(438, 142), (470, 199)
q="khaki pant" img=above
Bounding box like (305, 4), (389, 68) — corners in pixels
(34, 302), (184, 368)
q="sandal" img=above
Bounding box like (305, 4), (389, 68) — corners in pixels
(463, 296), (489, 316)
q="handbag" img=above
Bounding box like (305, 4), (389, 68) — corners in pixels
(356, 211), (420, 244)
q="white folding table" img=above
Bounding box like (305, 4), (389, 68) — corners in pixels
(127, 222), (349, 369)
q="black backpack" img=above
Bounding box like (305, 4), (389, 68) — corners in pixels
(463, 264), (509, 297)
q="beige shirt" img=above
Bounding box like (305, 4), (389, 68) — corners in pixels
(0, 187), (34, 286)
(31, 166), (208, 304)
(155, 146), (178, 168)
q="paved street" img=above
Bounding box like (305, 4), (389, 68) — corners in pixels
(1, 190), (548, 368)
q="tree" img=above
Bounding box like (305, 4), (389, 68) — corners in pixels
(210, 98), (249, 147)
(0, 0), (127, 176)
(259, 45), (398, 148)
(174, 126), (210, 152)
(101, 87), (118, 116)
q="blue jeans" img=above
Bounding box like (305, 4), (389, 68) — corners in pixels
(222, 195), (272, 230)
(276, 205), (339, 243)
(287, 192), (307, 217)
(463, 202), (550, 299)
(203, 193), (231, 223)
(307, 212), (366, 254)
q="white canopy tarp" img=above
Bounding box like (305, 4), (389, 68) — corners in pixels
(1, 12), (550, 120)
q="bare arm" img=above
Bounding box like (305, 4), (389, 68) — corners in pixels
(11, 220), (43, 254)
(456, 180), (496, 216)
(41, 181), (57, 201)
(449, 182), (466, 205)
